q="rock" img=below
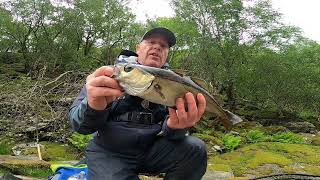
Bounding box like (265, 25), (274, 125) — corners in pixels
(262, 126), (289, 135)
(202, 170), (234, 180)
(286, 122), (316, 133)
(0, 155), (49, 167)
(311, 134), (320, 146)
(258, 119), (282, 126)
(11, 143), (45, 157)
(229, 131), (240, 136)
(1, 173), (22, 180)
(212, 145), (223, 152)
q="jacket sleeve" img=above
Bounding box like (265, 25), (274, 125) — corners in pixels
(159, 115), (189, 141)
(69, 86), (111, 135)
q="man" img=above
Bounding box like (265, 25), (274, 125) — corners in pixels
(69, 27), (207, 180)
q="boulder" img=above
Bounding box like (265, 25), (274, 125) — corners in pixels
(286, 122), (316, 133)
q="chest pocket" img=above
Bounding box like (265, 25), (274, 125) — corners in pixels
(111, 94), (168, 124)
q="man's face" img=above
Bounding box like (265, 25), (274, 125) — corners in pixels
(136, 34), (169, 68)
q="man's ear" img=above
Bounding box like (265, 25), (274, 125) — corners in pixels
(136, 44), (140, 53)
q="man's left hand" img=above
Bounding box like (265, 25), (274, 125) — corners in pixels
(167, 92), (206, 129)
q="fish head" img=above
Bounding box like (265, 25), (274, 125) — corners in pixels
(113, 63), (155, 96)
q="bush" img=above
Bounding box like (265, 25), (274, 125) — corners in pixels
(222, 134), (241, 151)
(68, 133), (93, 151)
(271, 132), (305, 144)
(246, 130), (268, 143)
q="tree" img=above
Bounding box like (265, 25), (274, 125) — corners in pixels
(171, 0), (301, 110)
(72, 0), (135, 65)
(0, 0), (48, 71)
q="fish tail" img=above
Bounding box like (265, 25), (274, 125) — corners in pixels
(216, 110), (243, 130)
(225, 110), (243, 125)
(206, 100), (243, 130)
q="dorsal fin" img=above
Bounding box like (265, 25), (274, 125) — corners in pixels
(191, 77), (210, 91)
(172, 69), (188, 77)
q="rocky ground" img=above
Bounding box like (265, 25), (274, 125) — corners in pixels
(1, 136), (320, 179)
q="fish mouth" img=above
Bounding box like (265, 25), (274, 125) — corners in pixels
(111, 65), (120, 78)
(113, 63), (156, 96)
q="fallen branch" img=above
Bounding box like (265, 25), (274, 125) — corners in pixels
(44, 71), (73, 87)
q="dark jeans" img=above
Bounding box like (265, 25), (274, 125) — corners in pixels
(86, 136), (207, 180)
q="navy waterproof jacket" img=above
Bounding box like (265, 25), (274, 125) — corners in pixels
(69, 52), (188, 152)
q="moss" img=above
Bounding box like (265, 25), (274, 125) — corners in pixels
(265, 143), (320, 165)
(209, 150), (253, 176)
(229, 177), (249, 180)
(282, 166), (298, 174)
(208, 142), (320, 177)
(41, 142), (79, 161)
(246, 151), (292, 169)
(311, 135), (320, 146)
(207, 163), (231, 172)
(304, 166), (320, 175)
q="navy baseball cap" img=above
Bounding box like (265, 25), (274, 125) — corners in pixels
(142, 27), (176, 47)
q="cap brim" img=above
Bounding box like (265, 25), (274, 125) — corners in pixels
(142, 27), (176, 47)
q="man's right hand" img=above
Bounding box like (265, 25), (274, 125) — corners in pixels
(86, 66), (124, 110)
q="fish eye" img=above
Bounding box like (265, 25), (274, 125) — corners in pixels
(124, 65), (133, 72)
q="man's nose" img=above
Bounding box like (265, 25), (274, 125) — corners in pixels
(152, 43), (161, 50)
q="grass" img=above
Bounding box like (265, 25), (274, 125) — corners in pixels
(0, 165), (52, 178)
(0, 139), (13, 155)
(0, 143), (12, 155)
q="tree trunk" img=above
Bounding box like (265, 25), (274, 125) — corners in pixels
(226, 79), (236, 111)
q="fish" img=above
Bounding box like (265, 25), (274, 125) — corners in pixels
(112, 63), (242, 129)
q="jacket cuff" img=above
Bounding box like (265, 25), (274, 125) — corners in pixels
(69, 97), (110, 134)
(158, 116), (188, 140)
(84, 98), (110, 123)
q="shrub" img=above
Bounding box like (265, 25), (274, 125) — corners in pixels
(222, 134), (241, 151)
(68, 133), (93, 151)
(271, 132), (305, 144)
(246, 130), (268, 143)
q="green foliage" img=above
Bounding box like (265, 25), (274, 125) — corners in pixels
(0, 0), (319, 119)
(68, 133), (93, 151)
(0, 142), (12, 155)
(222, 134), (241, 151)
(271, 132), (305, 144)
(298, 110), (319, 128)
(1, 165), (52, 178)
(246, 130), (268, 143)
